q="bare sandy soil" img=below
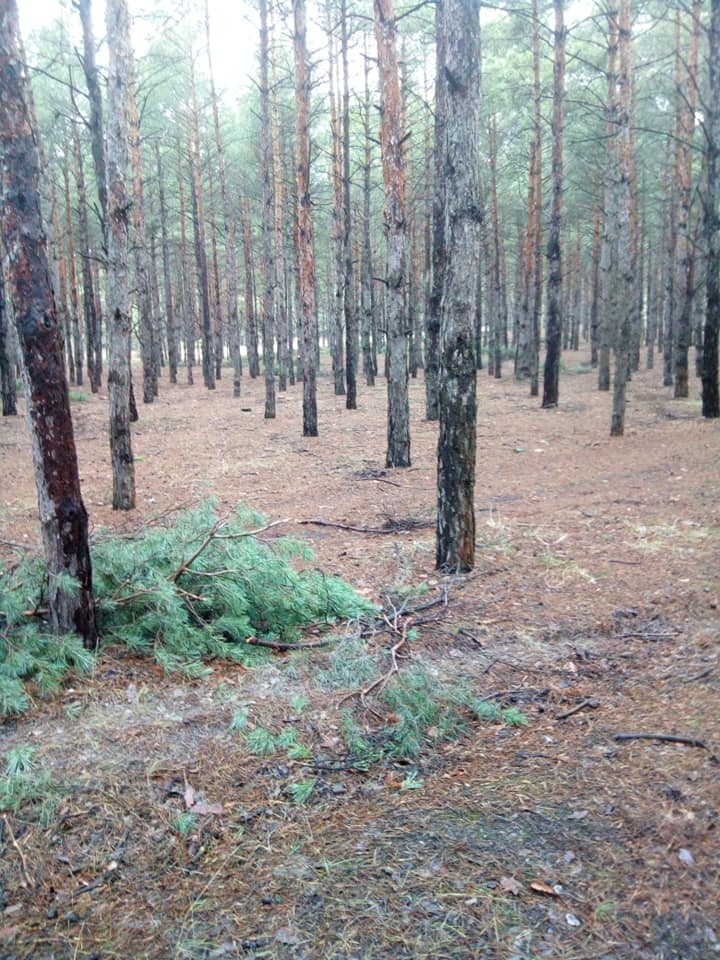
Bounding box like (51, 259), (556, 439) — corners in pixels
(0, 350), (718, 960)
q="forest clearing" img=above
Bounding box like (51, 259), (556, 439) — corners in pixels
(1, 355), (718, 959)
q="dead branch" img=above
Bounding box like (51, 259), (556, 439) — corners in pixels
(3, 814), (34, 888)
(555, 698), (599, 720)
(680, 667), (713, 683)
(613, 732), (707, 749)
(338, 617), (412, 709)
(353, 476), (401, 488)
(298, 518), (398, 534)
(245, 636), (333, 651)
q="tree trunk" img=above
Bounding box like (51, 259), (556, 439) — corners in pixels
(529, 0), (543, 397)
(259, 0), (276, 419)
(105, 0), (136, 511)
(155, 142), (178, 384)
(0, 270), (18, 416)
(341, 0), (357, 410)
(128, 53), (156, 405)
(327, 11), (346, 397)
(542, 0), (565, 409)
(78, 0), (107, 240)
(436, 0), (481, 572)
(189, 55), (215, 391)
(176, 134), (195, 385)
(703, 0), (720, 417)
(241, 200), (260, 378)
(204, 0), (241, 397)
(0, 0), (97, 646)
(271, 27), (289, 393)
(361, 37), (376, 388)
(673, 0), (701, 399)
(374, 0), (410, 467)
(425, 0), (446, 421)
(610, 0), (635, 437)
(293, 0), (319, 437)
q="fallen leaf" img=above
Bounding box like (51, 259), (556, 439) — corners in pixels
(530, 880), (560, 897)
(500, 876), (522, 896)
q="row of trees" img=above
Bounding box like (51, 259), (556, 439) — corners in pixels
(1, 0), (719, 644)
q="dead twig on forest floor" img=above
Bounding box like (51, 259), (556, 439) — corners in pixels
(299, 516), (433, 535)
(617, 631), (679, 641)
(476, 687), (549, 704)
(338, 617), (412, 710)
(2, 814), (34, 888)
(613, 732), (708, 749)
(245, 636), (333, 651)
(680, 667), (714, 683)
(555, 698), (600, 720)
(299, 519), (395, 534)
(608, 558), (642, 565)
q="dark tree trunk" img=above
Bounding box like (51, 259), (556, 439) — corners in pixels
(542, 0), (565, 409)
(436, 0), (481, 572)
(425, 0), (446, 421)
(360, 37), (375, 388)
(0, 0), (97, 646)
(703, 0), (720, 417)
(294, 0), (319, 437)
(105, 0), (136, 510)
(71, 123), (101, 392)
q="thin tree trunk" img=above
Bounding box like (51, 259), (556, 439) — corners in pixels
(155, 142), (178, 384)
(341, 0), (357, 410)
(610, 0), (635, 437)
(0, 271), (17, 416)
(78, 0), (107, 241)
(436, 0), (481, 572)
(374, 0), (410, 467)
(702, 0), (720, 417)
(271, 28), (289, 393)
(425, 0), (446, 420)
(0, 0), (96, 645)
(327, 11), (346, 396)
(542, 0), (565, 409)
(105, 0), (136, 510)
(189, 56), (215, 391)
(293, 0), (319, 437)
(259, 0), (276, 419)
(361, 36), (375, 388)
(529, 0), (543, 397)
(241, 200), (260, 378)
(205, 0), (241, 397)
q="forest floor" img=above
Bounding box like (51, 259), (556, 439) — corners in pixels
(0, 349), (719, 960)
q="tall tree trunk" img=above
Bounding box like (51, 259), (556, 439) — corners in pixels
(271, 27), (289, 393)
(489, 114), (504, 380)
(204, 0), (241, 397)
(341, 0), (358, 410)
(293, 0), (319, 437)
(374, 0), (410, 467)
(176, 134), (195, 385)
(703, 0), (720, 417)
(128, 51), (156, 404)
(542, 0), (565, 409)
(241, 200), (260, 378)
(425, 0), (446, 420)
(155, 142), (178, 384)
(436, 0), (481, 572)
(259, 0), (276, 418)
(529, 0), (543, 397)
(327, 11), (346, 396)
(360, 37), (376, 388)
(610, 0), (635, 437)
(0, 0), (96, 646)
(78, 0), (107, 240)
(105, 0), (136, 510)
(673, 0), (701, 399)
(189, 56), (215, 391)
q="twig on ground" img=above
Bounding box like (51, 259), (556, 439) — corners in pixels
(353, 476), (401, 487)
(608, 558), (642, 565)
(680, 667), (713, 683)
(299, 518), (393, 534)
(618, 632), (679, 640)
(339, 617), (412, 709)
(555, 698), (599, 720)
(3, 814), (34, 888)
(245, 636), (332, 651)
(613, 732), (707, 749)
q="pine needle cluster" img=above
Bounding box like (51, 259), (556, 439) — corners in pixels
(0, 501), (375, 717)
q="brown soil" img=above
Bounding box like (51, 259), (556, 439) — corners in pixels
(1, 352), (718, 960)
